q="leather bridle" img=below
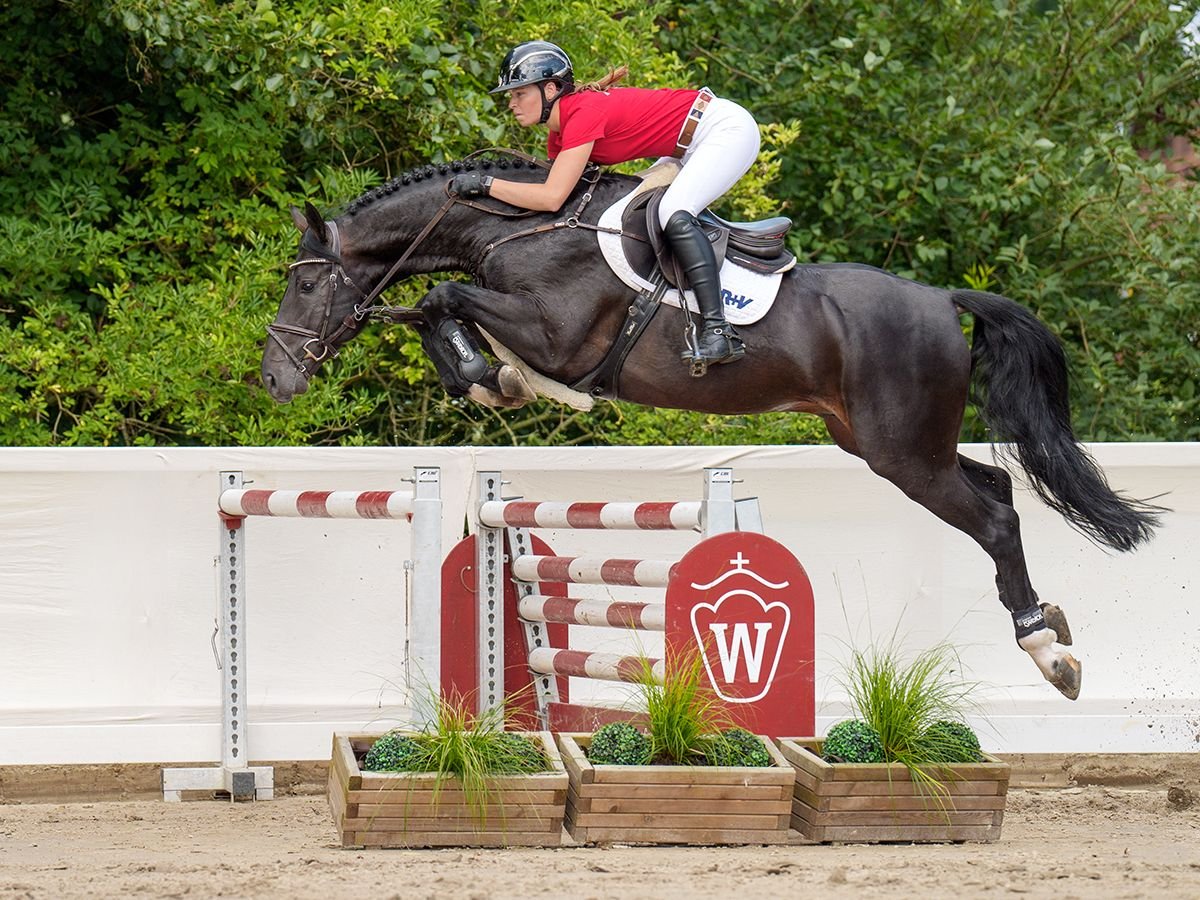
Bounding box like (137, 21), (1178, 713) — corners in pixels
(266, 148), (632, 378)
(266, 221), (357, 376)
(266, 191), (460, 377)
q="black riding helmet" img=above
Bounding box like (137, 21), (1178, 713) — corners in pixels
(490, 41), (574, 124)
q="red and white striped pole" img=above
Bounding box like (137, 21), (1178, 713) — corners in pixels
(528, 648), (665, 684)
(479, 499), (701, 531)
(219, 489), (415, 520)
(510, 554), (678, 588)
(517, 595), (665, 631)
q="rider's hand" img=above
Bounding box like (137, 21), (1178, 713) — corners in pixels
(449, 172), (493, 199)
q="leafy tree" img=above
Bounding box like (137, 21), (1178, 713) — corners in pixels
(660, 0), (1200, 440)
(1, 0), (1196, 446)
(0, 0), (683, 445)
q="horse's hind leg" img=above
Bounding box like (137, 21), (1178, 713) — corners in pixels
(825, 414), (1074, 650)
(958, 453), (1073, 645)
(848, 413), (1082, 698)
(956, 452), (1012, 505)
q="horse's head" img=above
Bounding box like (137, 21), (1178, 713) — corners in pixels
(262, 202), (371, 402)
(261, 152), (620, 403)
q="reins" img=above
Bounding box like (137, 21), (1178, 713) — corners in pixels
(270, 148), (643, 374)
(464, 149), (640, 261)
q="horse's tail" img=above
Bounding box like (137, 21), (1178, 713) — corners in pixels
(953, 289), (1162, 552)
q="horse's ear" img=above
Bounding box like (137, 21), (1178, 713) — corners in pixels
(289, 205), (308, 233)
(303, 201), (328, 244)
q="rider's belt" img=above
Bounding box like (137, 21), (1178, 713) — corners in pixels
(672, 88), (715, 159)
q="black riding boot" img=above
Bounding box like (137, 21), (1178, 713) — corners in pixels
(663, 210), (744, 372)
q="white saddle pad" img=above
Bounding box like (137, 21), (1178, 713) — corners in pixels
(595, 189), (787, 326)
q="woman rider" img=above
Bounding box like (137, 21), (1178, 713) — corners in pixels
(449, 41), (761, 370)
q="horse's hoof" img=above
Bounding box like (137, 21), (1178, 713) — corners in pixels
(1040, 602), (1073, 646)
(497, 364), (538, 403)
(1049, 654), (1082, 700)
(466, 384), (527, 409)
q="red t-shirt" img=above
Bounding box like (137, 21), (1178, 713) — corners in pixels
(547, 87), (700, 165)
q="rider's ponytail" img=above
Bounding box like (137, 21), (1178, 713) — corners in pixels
(577, 65), (629, 92)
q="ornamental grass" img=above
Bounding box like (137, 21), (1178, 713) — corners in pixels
(833, 635), (988, 797)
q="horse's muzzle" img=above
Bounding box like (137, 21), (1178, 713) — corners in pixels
(261, 358), (309, 403)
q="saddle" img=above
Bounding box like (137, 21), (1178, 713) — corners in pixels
(621, 188), (796, 289)
(570, 187), (795, 400)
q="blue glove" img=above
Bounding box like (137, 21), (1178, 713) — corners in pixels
(449, 172), (493, 199)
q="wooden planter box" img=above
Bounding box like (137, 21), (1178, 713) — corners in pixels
(778, 738), (1010, 843)
(557, 733), (794, 845)
(328, 731), (568, 848)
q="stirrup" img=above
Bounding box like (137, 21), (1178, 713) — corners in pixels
(680, 329), (744, 377)
(681, 348), (710, 378)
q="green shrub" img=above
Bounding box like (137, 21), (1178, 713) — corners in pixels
(418, 696), (550, 779)
(829, 637), (994, 802)
(5, 2), (1195, 448)
(920, 719), (984, 763)
(494, 731), (549, 772)
(363, 732), (426, 772)
(587, 722), (651, 765)
(703, 727), (771, 767)
(822, 719), (886, 763)
(367, 692), (555, 823)
(605, 650), (776, 767)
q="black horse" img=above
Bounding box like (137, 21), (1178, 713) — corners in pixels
(262, 154), (1161, 700)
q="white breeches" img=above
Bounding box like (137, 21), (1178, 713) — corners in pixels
(657, 96), (761, 228)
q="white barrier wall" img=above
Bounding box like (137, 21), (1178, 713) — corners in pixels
(0, 444), (1196, 764)
(0, 449), (474, 765)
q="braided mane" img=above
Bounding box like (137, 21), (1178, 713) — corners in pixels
(345, 154), (546, 216)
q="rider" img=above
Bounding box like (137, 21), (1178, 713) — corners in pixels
(450, 41), (761, 369)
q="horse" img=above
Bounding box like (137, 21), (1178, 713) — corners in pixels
(262, 152), (1162, 700)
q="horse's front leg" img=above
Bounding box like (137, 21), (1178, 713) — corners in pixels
(416, 282), (538, 407)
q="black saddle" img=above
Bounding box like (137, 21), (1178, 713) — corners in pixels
(620, 188), (795, 289)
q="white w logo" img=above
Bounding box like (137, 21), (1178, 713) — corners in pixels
(708, 622), (773, 683)
(689, 588), (791, 704)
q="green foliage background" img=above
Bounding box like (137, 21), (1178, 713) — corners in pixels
(2, 0), (1197, 447)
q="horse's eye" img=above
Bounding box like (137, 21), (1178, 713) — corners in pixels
(300, 280), (316, 293)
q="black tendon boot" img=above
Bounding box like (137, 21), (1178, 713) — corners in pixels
(420, 318), (489, 395)
(663, 210), (745, 374)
